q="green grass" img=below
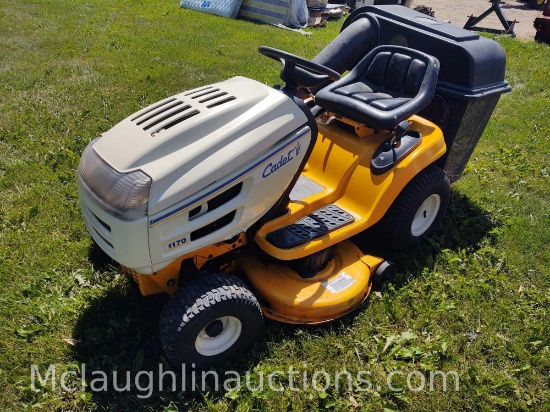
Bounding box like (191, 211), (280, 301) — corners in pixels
(1, 0), (549, 410)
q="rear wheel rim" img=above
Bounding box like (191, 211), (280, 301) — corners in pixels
(411, 194), (441, 237)
(195, 316), (242, 356)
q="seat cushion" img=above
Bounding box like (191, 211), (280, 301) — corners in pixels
(370, 97), (411, 110)
(351, 92), (393, 104)
(334, 82), (374, 96)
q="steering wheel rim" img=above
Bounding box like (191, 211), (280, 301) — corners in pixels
(258, 46), (341, 88)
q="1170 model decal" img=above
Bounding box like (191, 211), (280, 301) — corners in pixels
(165, 237), (187, 251)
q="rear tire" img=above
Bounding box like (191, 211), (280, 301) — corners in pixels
(159, 274), (263, 369)
(373, 165), (450, 250)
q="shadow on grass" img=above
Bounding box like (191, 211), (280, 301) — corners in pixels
(71, 189), (498, 408)
(72, 245), (287, 408)
(88, 242), (117, 273)
(70, 284), (292, 408)
(290, 188), (500, 334)
(352, 188), (499, 290)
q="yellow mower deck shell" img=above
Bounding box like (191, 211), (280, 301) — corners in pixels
(236, 240), (384, 324)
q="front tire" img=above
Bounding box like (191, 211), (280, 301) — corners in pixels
(159, 274), (263, 369)
(373, 165), (450, 250)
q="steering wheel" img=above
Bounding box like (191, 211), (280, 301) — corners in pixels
(258, 46), (341, 91)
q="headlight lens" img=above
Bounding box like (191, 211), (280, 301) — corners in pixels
(77, 138), (152, 221)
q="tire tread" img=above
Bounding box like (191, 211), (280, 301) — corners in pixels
(159, 274), (262, 367)
(373, 165), (450, 249)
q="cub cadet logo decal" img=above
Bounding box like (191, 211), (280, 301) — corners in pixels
(262, 141), (302, 179)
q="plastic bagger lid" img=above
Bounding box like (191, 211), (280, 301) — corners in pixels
(436, 81), (512, 101)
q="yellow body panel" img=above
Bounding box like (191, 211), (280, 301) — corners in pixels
(124, 233), (247, 296)
(254, 114), (446, 260)
(236, 240), (384, 323)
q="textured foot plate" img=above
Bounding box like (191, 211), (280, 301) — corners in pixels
(267, 204), (354, 249)
(290, 175), (326, 201)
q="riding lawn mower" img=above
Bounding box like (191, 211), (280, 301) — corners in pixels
(77, 6), (511, 369)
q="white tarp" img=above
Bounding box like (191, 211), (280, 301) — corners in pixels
(180, 0), (244, 18)
(238, 0), (308, 28)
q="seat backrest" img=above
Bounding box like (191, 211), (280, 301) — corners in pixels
(364, 51), (429, 98)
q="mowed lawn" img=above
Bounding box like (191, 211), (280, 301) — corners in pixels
(0, 0), (549, 410)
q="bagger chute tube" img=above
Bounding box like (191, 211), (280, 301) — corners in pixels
(77, 6), (511, 369)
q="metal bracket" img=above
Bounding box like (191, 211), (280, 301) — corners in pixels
(464, 0), (517, 37)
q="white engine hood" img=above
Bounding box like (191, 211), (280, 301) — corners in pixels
(92, 76), (309, 215)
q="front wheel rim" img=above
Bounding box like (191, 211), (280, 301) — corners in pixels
(411, 194), (441, 237)
(195, 316), (242, 356)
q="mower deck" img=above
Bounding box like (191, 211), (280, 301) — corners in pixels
(236, 240), (384, 324)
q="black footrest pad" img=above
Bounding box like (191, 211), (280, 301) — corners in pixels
(267, 204), (354, 249)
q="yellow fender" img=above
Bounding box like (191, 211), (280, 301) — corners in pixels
(254, 115), (446, 260)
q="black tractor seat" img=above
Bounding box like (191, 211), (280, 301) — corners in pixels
(315, 45), (440, 131)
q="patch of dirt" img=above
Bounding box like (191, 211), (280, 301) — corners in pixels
(412, 0), (545, 40)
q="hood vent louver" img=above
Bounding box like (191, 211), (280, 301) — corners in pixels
(183, 86), (212, 96)
(206, 96), (236, 108)
(132, 86), (237, 137)
(198, 91), (228, 103)
(132, 99), (200, 137)
(188, 88), (221, 99)
(150, 109), (201, 136)
(185, 85), (237, 109)
(142, 104), (192, 130)
(131, 98), (177, 123)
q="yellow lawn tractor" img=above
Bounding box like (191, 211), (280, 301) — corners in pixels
(77, 6), (511, 369)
